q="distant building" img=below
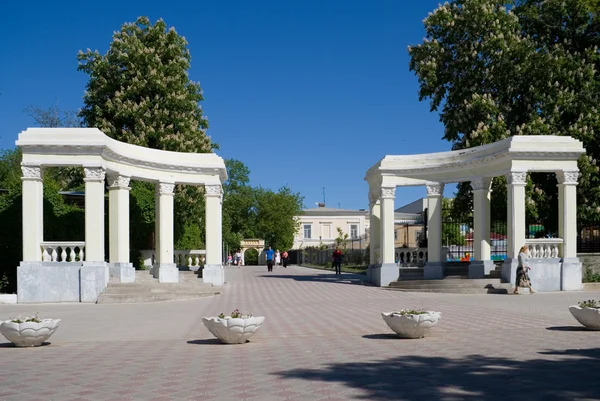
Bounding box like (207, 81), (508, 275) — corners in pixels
(292, 204), (369, 249)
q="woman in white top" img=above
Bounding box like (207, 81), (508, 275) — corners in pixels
(275, 250), (281, 266)
(513, 245), (536, 295)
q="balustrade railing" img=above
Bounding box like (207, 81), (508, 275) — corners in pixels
(174, 250), (205, 269)
(525, 239), (563, 258)
(41, 242), (86, 262)
(396, 247), (428, 266)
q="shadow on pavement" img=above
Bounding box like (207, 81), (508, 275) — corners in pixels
(0, 341), (53, 348)
(362, 333), (401, 340)
(546, 326), (594, 332)
(186, 339), (223, 345)
(273, 348), (600, 400)
(258, 273), (367, 285)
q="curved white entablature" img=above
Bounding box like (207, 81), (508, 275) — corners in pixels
(16, 128), (227, 185)
(365, 135), (585, 186)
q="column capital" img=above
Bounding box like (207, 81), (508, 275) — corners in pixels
(107, 174), (131, 190)
(505, 171), (527, 185)
(380, 187), (396, 200)
(205, 184), (222, 197)
(21, 164), (43, 182)
(556, 170), (579, 185)
(426, 183), (444, 197)
(471, 177), (492, 191)
(84, 167), (106, 182)
(157, 182), (175, 196)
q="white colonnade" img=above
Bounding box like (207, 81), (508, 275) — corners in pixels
(16, 128), (227, 303)
(365, 136), (585, 290)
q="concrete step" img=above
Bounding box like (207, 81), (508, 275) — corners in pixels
(389, 278), (508, 287)
(384, 287), (509, 294)
(102, 285), (217, 294)
(97, 292), (218, 304)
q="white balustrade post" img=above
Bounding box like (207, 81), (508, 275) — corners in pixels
(469, 177), (494, 278)
(154, 182), (178, 283)
(107, 174), (135, 283)
(368, 192), (381, 265)
(21, 165), (43, 261)
(424, 183), (444, 279)
(501, 171), (527, 285)
(557, 170), (582, 290)
(204, 184), (224, 285)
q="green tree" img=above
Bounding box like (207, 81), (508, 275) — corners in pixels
(222, 159), (254, 253)
(78, 16), (215, 257)
(252, 186), (303, 251)
(409, 0), (600, 230)
(77, 16), (212, 153)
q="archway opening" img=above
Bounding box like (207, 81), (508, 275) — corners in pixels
(244, 248), (259, 265)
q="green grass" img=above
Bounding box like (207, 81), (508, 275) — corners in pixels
(301, 263), (367, 275)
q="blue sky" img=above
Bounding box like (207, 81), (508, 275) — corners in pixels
(0, 0), (454, 210)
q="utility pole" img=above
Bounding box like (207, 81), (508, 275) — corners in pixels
(322, 187), (326, 205)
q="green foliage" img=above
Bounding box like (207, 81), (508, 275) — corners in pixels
(10, 314), (41, 323)
(442, 222), (466, 246)
(222, 159), (255, 253)
(244, 248), (259, 265)
(78, 16), (212, 153)
(252, 186), (303, 251)
(409, 0), (600, 223)
(174, 221), (204, 250)
(0, 274), (10, 293)
(583, 267), (600, 283)
(391, 309), (428, 316)
(335, 227), (349, 250)
(578, 299), (600, 308)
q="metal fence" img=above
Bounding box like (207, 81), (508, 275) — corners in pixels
(298, 234), (369, 267)
(578, 223), (600, 253)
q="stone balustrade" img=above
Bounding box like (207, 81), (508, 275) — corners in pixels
(525, 239), (563, 259)
(174, 250), (206, 270)
(396, 247), (428, 266)
(41, 242), (86, 262)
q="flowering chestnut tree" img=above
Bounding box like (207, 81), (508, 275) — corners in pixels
(409, 0), (600, 226)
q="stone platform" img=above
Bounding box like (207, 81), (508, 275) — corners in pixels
(0, 265), (599, 400)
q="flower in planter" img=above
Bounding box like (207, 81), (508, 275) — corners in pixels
(391, 309), (429, 316)
(203, 309), (264, 344)
(0, 314), (61, 347)
(569, 300), (600, 330)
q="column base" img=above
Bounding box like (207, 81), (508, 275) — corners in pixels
(501, 258), (518, 285)
(153, 263), (179, 283)
(367, 263), (398, 287)
(469, 260), (495, 279)
(18, 261), (81, 303)
(203, 264), (225, 286)
(561, 257), (583, 291)
(81, 262), (109, 303)
(424, 262), (444, 280)
(109, 262), (135, 283)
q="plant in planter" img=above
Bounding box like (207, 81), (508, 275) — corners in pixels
(381, 309), (441, 339)
(0, 314), (61, 347)
(569, 300), (600, 330)
(202, 309), (265, 344)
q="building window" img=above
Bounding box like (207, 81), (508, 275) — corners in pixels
(350, 224), (358, 239)
(304, 224), (312, 239)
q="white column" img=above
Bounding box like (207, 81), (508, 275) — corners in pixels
(21, 165), (44, 261)
(204, 184), (224, 285)
(501, 171), (527, 284)
(368, 192), (381, 265)
(84, 167), (106, 262)
(380, 187), (396, 264)
(424, 183), (444, 279)
(557, 169), (582, 291)
(154, 182), (178, 283)
(557, 170), (579, 258)
(469, 177), (494, 278)
(107, 174), (135, 283)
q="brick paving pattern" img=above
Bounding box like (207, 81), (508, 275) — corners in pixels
(1, 265), (600, 400)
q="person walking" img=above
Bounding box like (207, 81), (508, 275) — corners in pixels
(235, 250), (242, 267)
(281, 250), (289, 268)
(513, 245), (537, 294)
(332, 247), (343, 275)
(275, 250), (281, 266)
(265, 246), (275, 272)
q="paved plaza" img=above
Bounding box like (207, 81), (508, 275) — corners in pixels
(1, 266), (600, 401)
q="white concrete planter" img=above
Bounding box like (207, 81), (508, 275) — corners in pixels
(381, 311), (441, 339)
(0, 319), (61, 347)
(569, 306), (600, 330)
(202, 316), (265, 344)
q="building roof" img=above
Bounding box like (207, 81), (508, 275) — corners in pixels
(301, 207), (368, 216)
(395, 198), (426, 214)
